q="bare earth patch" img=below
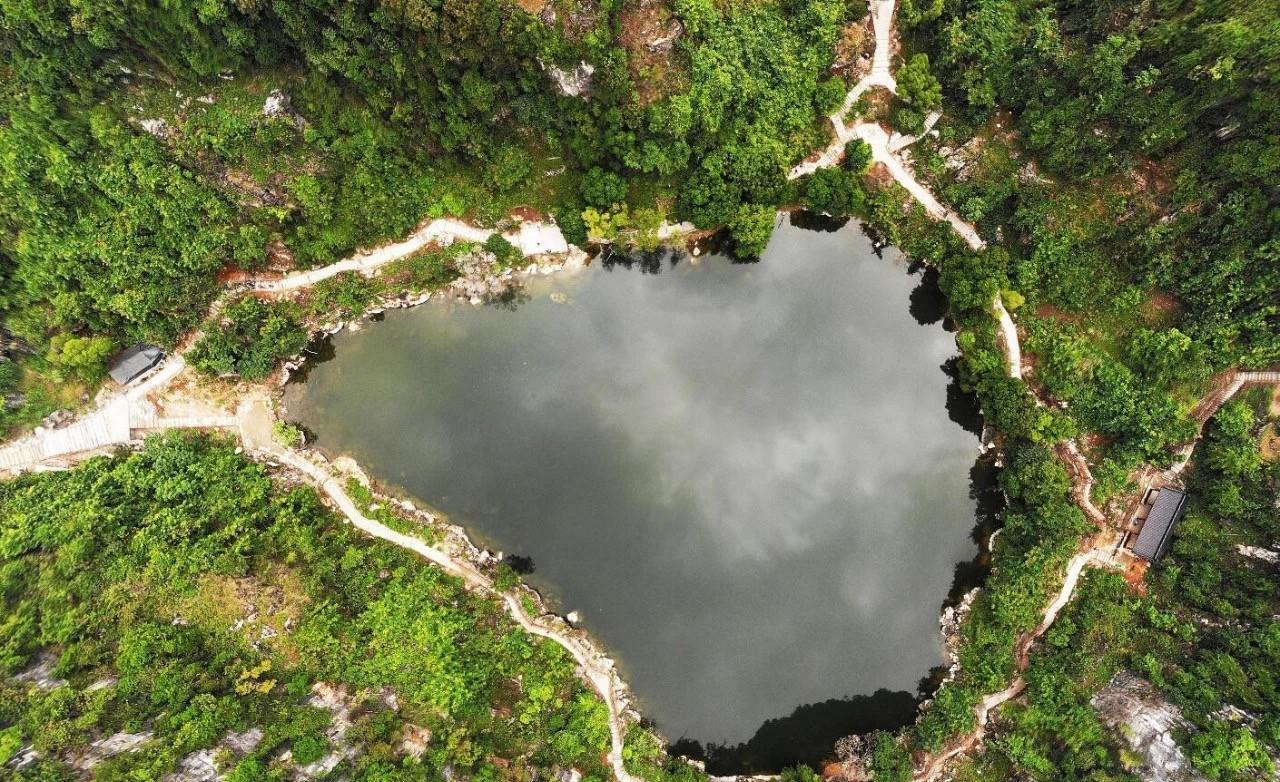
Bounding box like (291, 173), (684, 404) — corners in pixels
(832, 18), (872, 77)
(1260, 423), (1280, 462)
(188, 571), (309, 663)
(618, 0), (688, 106)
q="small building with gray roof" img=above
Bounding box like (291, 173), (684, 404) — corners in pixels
(108, 344), (164, 386)
(1131, 487), (1188, 563)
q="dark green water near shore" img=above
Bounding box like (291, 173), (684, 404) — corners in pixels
(283, 217), (985, 763)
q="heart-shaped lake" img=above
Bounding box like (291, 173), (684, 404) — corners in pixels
(282, 215), (989, 767)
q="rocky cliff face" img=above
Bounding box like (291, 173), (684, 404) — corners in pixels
(1091, 671), (1208, 782)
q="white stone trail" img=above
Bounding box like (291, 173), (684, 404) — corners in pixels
(0, 356), (188, 471)
(788, 0), (986, 252)
(250, 218), (569, 293)
(258, 438), (644, 782)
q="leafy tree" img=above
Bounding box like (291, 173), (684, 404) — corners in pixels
(1189, 721), (1274, 781)
(899, 0), (944, 28)
(46, 336), (114, 382)
(896, 54), (942, 110)
(802, 168), (865, 216)
(309, 273), (376, 319)
(554, 205), (589, 247)
(0, 360), (20, 395)
(291, 733), (329, 765)
(843, 140), (873, 173)
(0, 434), (617, 778)
(869, 731), (911, 782)
(1126, 328), (1206, 387)
(778, 766), (819, 782)
(728, 204), (776, 259)
(484, 234), (522, 268)
(939, 248), (1008, 313)
(583, 207), (630, 244)
(581, 168), (629, 209)
(1203, 401), (1261, 479)
(188, 297), (308, 380)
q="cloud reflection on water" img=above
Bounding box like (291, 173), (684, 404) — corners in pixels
(284, 217), (980, 745)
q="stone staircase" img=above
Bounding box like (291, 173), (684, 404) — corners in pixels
(0, 397), (131, 471)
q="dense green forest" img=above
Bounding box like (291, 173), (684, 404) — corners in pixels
(861, 0), (1280, 776)
(3, 0), (1280, 780)
(914, 393), (1280, 782)
(909, 0), (1280, 361)
(0, 434), (614, 782)
(0, 0), (861, 431)
(0, 0), (852, 342)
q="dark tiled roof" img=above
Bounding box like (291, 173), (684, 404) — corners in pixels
(1133, 488), (1187, 562)
(108, 344), (164, 385)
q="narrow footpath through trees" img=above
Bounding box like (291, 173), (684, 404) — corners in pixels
(4, 2), (1280, 775)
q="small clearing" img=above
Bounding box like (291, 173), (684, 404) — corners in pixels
(618, 0), (688, 106)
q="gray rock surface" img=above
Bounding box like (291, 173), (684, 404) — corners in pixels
(1091, 671), (1208, 782)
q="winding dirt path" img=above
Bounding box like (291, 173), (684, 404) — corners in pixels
(0, 219), (648, 782)
(911, 370), (1277, 781)
(0, 2), (1006, 777)
(0, 215), (573, 471)
(994, 296), (1022, 380)
(4, 0), (1278, 768)
(246, 424), (643, 782)
(249, 219), (569, 293)
(914, 546), (1103, 781)
(788, 0), (985, 252)
(1056, 440), (1107, 525)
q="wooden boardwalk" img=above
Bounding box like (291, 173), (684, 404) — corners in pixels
(0, 357), (217, 473)
(0, 396), (132, 472)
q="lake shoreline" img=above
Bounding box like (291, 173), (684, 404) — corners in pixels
(277, 217), (995, 768)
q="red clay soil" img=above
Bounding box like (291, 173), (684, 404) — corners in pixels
(1122, 555), (1149, 594)
(1054, 443), (1107, 526)
(510, 205), (545, 222)
(215, 266), (259, 285)
(1135, 158), (1175, 199)
(1033, 303), (1084, 324)
(1139, 289), (1181, 324)
(618, 0), (688, 106)
(867, 161), (895, 187)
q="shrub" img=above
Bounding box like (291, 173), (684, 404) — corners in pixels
(386, 246), (466, 291)
(484, 233), (522, 268)
(485, 145), (532, 192)
(555, 205), (589, 247)
(309, 272), (375, 319)
(843, 139), (873, 173)
(290, 733), (329, 766)
(581, 167), (629, 209)
(729, 204), (776, 259)
(47, 335), (114, 382)
(272, 420), (302, 448)
(803, 168), (865, 216)
(897, 53), (942, 109)
(189, 297), (308, 381)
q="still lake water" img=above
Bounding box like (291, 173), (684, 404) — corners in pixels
(283, 217), (982, 758)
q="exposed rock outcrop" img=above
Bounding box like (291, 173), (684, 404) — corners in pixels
(545, 61), (596, 98)
(1091, 671), (1208, 782)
